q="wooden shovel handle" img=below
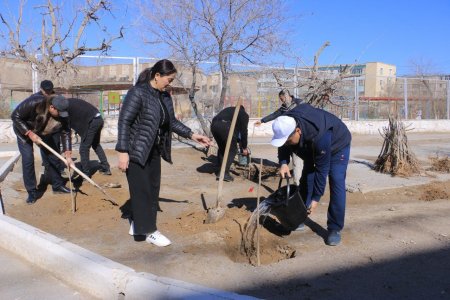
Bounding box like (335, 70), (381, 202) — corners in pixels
(216, 98), (243, 207)
(38, 138), (118, 206)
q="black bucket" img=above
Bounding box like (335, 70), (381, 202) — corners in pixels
(265, 177), (308, 230)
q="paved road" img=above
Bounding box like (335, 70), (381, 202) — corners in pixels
(0, 246), (94, 299)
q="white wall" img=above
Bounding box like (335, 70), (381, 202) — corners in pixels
(2, 118), (450, 143)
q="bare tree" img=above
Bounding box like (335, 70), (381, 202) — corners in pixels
(138, 0), (214, 136)
(0, 0), (123, 88)
(408, 57), (442, 119)
(196, 0), (286, 111)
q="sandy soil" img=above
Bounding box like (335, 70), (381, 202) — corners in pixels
(2, 134), (450, 299)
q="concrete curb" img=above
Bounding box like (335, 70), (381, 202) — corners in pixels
(0, 151), (20, 182)
(0, 215), (256, 299)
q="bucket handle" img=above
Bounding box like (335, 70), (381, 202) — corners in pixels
(277, 176), (291, 204)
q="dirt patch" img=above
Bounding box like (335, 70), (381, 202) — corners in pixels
(3, 138), (450, 299)
(429, 155), (450, 173)
(419, 182), (449, 201)
(168, 204), (296, 265)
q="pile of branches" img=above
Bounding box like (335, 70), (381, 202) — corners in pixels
(374, 116), (420, 176)
(272, 41), (355, 108)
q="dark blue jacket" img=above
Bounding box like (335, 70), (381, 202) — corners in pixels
(278, 104), (351, 200)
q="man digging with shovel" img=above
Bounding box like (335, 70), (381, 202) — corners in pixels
(11, 91), (75, 204)
(210, 105), (250, 182)
(270, 103), (351, 246)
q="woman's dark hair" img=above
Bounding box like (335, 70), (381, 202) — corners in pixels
(136, 59), (177, 85)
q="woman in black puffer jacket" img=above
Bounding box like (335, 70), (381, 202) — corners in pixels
(116, 59), (210, 247)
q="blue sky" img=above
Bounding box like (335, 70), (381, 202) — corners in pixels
(285, 0), (450, 75)
(1, 0), (449, 75)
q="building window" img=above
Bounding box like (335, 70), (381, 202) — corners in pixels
(389, 69), (392, 76)
(380, 68), (384, 76)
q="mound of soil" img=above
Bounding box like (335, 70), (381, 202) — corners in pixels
(429, 155), (450, 173)
(419, 182), (449, 201)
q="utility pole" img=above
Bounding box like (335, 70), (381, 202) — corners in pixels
(403, 78), (408, 119)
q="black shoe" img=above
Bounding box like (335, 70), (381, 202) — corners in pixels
(99, 168), (112, 176)
(60, 169), (70, 179)
(26, 193), (37, 205)
(71, 172), (86, 181)
(52, 186), (73, 194)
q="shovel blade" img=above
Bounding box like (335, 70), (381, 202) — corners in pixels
(205, 206), (226, 224)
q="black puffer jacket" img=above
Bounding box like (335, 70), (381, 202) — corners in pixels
(11, 92), (71, 151)
(115, 83), (192, 166)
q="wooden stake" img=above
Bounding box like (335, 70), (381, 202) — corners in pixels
(256, 157), (263, 266)
(68, 168), (76, 213)
(38, 139), (118, 206)
(248, 124), (256, 180)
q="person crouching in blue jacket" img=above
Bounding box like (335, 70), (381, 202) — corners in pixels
(270, 103), (351, 246)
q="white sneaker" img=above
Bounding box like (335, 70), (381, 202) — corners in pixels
(129, 222), (134, 235)
(146, 231), (171, 247)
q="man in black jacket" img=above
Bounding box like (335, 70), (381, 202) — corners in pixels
(210, 105), (249, 182)
(271, 104), (351, 246)
(65, 97), (111, 177)
(11, 86), (74, 204)
(255, 90), (303, 125)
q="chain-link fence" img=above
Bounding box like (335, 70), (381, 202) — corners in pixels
(1, 56), (449, 121)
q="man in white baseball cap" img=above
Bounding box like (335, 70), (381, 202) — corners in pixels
(270, 103), (351, 246)
(270, 115), (297, 147)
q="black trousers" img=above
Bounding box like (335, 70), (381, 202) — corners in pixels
(126, 147), (161, 235)
(79, 117), (110, 175)
(211, 119), (237, 175)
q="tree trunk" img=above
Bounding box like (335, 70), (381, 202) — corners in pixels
(218, 54), (228, 111)
(218, 74), (228, 111)
(189, 66), (211, 137)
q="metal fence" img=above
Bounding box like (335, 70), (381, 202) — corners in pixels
(1, 55), (449, 121)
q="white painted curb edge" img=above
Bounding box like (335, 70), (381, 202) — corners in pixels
(0, 215), (256, 299)
(0, 151), (20, 182)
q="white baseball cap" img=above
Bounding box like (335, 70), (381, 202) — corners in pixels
(270, 116), (297, 147)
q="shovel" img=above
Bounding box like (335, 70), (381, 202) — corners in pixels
(38, 139), (119, 206)
(205, 98), (243, 224)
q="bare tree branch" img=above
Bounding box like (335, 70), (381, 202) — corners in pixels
(0, 0), (124, 87)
